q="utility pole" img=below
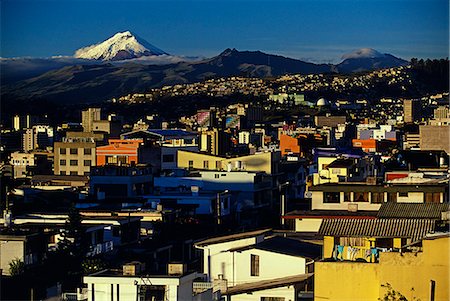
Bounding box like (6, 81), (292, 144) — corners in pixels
(279, 182), (289, 228)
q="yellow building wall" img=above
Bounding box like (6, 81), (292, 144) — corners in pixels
(315, 261), (380, 301)
(177, 151), (221, 171)
(177, 150), (275, 174)
(328, 167), (349, 183)
(315, 236), (450, 301)
(323, 236), (335, 259)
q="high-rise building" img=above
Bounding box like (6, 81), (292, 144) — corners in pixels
(199, 129), (231, 156)
(434, 106), (450, 119)
(82, 108), (102, 132)
(403, 99), (421, 123)
(54, 132), (104, 176)
(13, 115), (39, 131)
(22, 125), (54, 152)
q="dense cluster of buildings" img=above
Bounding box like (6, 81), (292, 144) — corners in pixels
(0, 72), (449, 300)
(115, 66), (415, 105)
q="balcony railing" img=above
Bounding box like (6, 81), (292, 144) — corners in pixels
(193, 282), (213, 294)
(333, 245), (381, 263)
(62, 288), (88, 301)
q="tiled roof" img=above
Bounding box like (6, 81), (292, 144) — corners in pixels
(377, 202), (450, 219)
(318, 218), (436, 241)
(284, 210), (377, 219)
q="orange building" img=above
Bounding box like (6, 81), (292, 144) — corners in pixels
(96, 139), (143, 166)
(279, 134), (301, 156)
(352, 139), (397, 153)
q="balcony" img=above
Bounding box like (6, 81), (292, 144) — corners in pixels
(86, 241), (114, 257)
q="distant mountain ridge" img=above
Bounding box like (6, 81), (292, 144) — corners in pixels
(1, 43), (409, 104)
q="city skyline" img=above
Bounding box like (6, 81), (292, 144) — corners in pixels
(1, 0), (449, 63)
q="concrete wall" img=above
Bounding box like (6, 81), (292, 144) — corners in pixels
(55, 141), (96, 175)
(84, 274), (196, 301)
(295, 218), (323, 233)
(315, 261), (379, 301)
(0, 240), (25, 276)
(229, 286), (296, 301)
(420, 125), (450, 154)
(233, 249), (306, 286)
(311, 191), (382, 211)
(201, 239), (307, 288)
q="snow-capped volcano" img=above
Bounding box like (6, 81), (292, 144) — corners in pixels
(337, 48), (407, 73)
(74, 31), (168, 61)
(341, 48), (385, 60)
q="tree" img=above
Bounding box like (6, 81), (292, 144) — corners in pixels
(379, 283), (420, 301)
(58, 206), (88, 259)
(9, 258), (25, 276)
(81, 258), (107, 275)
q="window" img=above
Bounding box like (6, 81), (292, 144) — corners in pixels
(376, 238), (393, 248)
(70, 160), (78, 166)
(70, 148), (78, 155)
(343, 192), (352, 202)
(203, 160), (209, 169)
(84, 148), (92, 155)
(162, 154), (175, 162)
(425, 192), (441, 203)
(84, 160), (91, 166)
(188, 160), (193, 169)
(60, 171), (66, 175)
(107, 156), (127, 165)
(399, 192), (408, 197)
(70, 171), (78, 175)
(371, 192), (384, 204)
(331, 168), (341, 175)
(223, 198), (229, 209)
(60, 148), (66, 155)
(215, 174), (220, 179)
(324, 192), (340, 203)
(354, 192), (369, 202)
(388, 192), (397, 202)
(251, 254), (259, 276)
(340, 237), (365, 247)
(60, 159), (66, 166)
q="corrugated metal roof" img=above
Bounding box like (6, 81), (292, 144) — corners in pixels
(377, 202), (450, 219)
(318, 218), (436, 241)
(195, 229), (271, 247)
(225, 273), (313, 295)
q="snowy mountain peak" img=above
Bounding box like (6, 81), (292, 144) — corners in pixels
(341, 48), (385, 60)
(74, 31), (168, 61)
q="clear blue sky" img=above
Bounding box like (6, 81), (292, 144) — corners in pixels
(1, 0), (448, 62)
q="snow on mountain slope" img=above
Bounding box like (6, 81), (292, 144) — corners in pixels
(341, 48), (385, 60)
(74, 31), (168, 61)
